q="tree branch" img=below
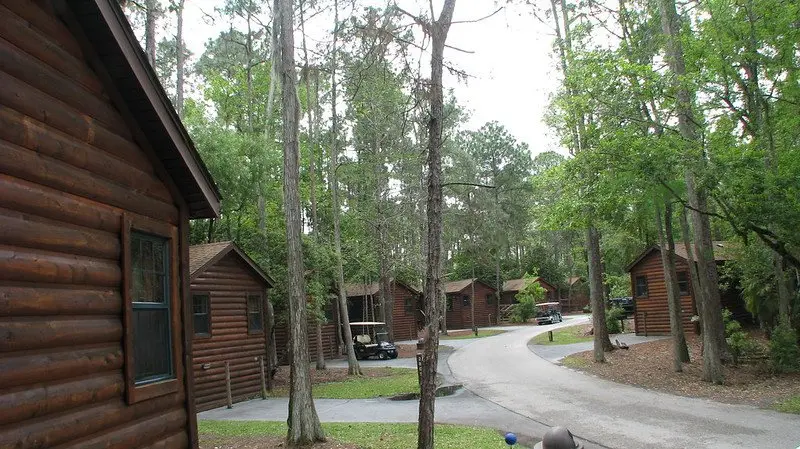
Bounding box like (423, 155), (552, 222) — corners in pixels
(451, 7), (504, 24)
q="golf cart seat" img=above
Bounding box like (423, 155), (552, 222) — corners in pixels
(356, 334), (371, 344)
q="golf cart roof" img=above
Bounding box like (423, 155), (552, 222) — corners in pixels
(349, 321), (386, 326)
(536, 302), (561, 307)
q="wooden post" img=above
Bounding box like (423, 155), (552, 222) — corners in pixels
(259, 356), (267, 399)
(415, 353), (423, 385)
(225, 361), (233, 409)
(643, 312), (648, 337)
(548, 330), (553, 342)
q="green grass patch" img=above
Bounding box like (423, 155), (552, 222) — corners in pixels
(440, 329), (506, 340)
(560, 355), (589, 369)
(313, 367), (418, 399)
(199, 421), (527, 448)
(773, 396), (800, 414)
(529, 325), (591, 346)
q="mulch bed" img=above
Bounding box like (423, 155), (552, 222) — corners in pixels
(200, 435), (360, 449)
(565, 333), (800, 408)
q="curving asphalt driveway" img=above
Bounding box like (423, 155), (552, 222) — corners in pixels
(448, 317), (800, 449)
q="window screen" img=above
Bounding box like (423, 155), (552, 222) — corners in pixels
(193, 294), (211, 336)
(677, 272), (690, 296)
(486, 294), (494, 305)
(635, 275), (648, 297)
(462, 295), (470, 306)
(247, 294), (263, 332)
(446, 297), (453, 311)
(131, 232), (172, 384)
(404, 298), (414, 313)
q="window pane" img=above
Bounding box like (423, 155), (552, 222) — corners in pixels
(248, 295), (263, 332)
(193, 295), (210, 335)
(133, 308), (171, 383)
(153, 241), (165, 272)
(131, 233), (168, 304)
(141, 239), (154, 272)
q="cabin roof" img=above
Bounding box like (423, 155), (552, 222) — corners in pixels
(344, 280), (420, 297)
(189, 241), (274, 286)
(444, 278), (496, 294)
(626, 241), (735, 272)
(66, 0), (220, 218)
(503, 277), (556, 293)
(568, 276), (583, 286)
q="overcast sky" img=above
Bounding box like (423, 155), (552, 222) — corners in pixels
(176, 0), (565, 157)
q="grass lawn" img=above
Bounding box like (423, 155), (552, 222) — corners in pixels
(773, 396), (800, 414)
(199, 421), (527, 449)
(272, 367), (419, 399)
(529, 324), (592, 345)
(440, 329), (506, 340)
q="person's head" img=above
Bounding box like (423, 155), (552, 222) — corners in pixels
(540, 426), (581, 449)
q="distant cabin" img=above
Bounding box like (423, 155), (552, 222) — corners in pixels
(0, 1), (221, 447)
(273, 299), (340, 366)
(188, 242), (274, 411)
(501, 277), (558, 304)
(626, 242), (747, 336)
(345, 280), (422, 341)
(444, 279), (497, 329)
(563, 276), (589, 313)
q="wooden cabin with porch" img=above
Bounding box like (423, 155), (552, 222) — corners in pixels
(626, 241), (747, 336)
(498, 277), (558, 323)
(0, 0), (221, 447)
(345, 280), (422, 341)
(444, 279), (496, 330)
(188, 242), (275, 411)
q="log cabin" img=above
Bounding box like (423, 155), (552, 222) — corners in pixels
(345, 280), (423, 341)
(562, 276), (589, 313)
(0, 1), (221, 448)
(273, 299), (340, 366)
(498, 277), (558, 323)
(188, 242), (275, 411)
(444, 279), (497, 330)
(626, 241), (747, 336)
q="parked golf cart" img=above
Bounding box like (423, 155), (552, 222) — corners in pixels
(535, 302), (563, 325)
(350, 321), (398, 360)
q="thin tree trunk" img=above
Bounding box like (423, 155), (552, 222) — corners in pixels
(679, 206), (703, 330)
(279, 0), (325, 444)
(471, 265), (476, 333)
(656, 202), (690, 371)
(265, 0), (280, 134)
(329, 0), (360, 376)
(174, 0), (185, 116)
(265, 297), (277, 390)
(144, 0), (157, 66)
(418, 3), (457, 448)
(315, 320), (325, 370)
(657, 0), (724, 383)
(587, 226), (613, 362)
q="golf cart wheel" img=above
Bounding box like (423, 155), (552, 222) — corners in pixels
(378, 351), (389, 360)
(390, 352), (398, 359)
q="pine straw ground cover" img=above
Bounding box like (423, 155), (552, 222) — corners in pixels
(561, 333), (800, 409)
(198, 421), (527, 449)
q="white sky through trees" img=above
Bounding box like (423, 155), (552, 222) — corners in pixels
(174, 0), (564, 156)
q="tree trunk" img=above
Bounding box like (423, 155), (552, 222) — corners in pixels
(657, 0), (724, 384)
(329, 0), (360, 376)
(471, 265), (476, 334)
(315, 320), (326, 370)
(174, 0), (185, 117)
(418, 3), (456, 449)
(679, 207), (703, 322)
(279, 0), (325, 444)
(379, 247), (394, 341)
(265, 296), (277, 391)
(144, 0), (158, 66)
(656, 202), (690, 371)
(587, 226), (613, 362)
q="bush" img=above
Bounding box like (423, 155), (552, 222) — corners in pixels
(770, 321), (800, 373)
(582, 304), (591, 314)
(606, 306), (626, 334)
(722, 308), (764, 365)
(511, 273), (546, 323)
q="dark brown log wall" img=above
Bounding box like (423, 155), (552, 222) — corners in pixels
(190, 253), (271, 411)
(273, 306), (340, 366)
(630, 251), (696, 336)
(0, 1), (193, 447)
(388, 283), (422, 341)
(446, 283), (496, 330)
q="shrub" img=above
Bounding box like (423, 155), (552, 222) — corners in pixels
(511, 273), (546, 323)
(770, 321), (800, 373)
(606, 306), (626, 334)
(723, 308), (761, 365)
(582, 304), (591, 314)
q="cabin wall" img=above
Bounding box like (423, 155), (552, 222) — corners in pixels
(446, 283), (496, 329)
(389, 283), (422, 341)
(190, 253), (269, 411)
(562, 282), (589, 313)
(0, 1), (193, 447)
(273, 302), (340, 366)
(630, 251), (696, 336)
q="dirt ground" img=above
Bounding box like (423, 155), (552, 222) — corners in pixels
(565, 333), (800, 408)
(200, 435), (360, 449)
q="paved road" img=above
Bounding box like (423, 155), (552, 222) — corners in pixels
(448, 317), (800, 449)
(529, 333), (667, 363)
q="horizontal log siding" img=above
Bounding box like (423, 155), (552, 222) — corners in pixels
(630, 251), (696, 336)
(273, 317), (339, 367)
(389, 284), (421, 341)
(0, 2), (190, 448)
(446, 283), (496, 330)
(191, 254), (270, 411)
